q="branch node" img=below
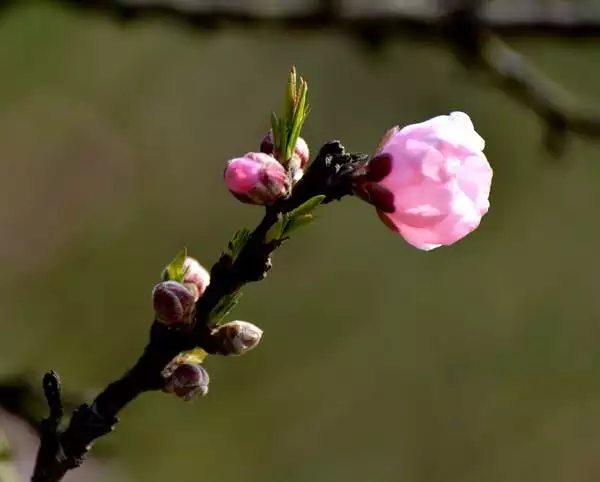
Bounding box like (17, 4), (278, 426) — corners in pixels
(42, 371), (64, 426)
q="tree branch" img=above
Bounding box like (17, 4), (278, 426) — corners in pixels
(10, 0), (599, 35)
(0, 375), (87, 435)
(30, 141), (369, 482)
(8, 0), (593, 155)
(443, 0), (600, 155)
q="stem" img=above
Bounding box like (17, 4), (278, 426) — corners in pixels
(30, 141), (368, 482)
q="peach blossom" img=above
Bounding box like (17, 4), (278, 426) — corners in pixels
(356, 112), (492, 250)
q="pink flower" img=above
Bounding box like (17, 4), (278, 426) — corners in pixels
(260, 131), (310, 168)
(182, 257), (210, 301)
(355, 112), (492, 250)
(224, 152), (290, 205)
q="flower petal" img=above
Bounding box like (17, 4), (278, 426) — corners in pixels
(457, 152), (493, 214)
(367, 112), (491, 249)
(388, 179), (454, 228)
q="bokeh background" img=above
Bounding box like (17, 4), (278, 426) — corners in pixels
(2, 1), (600, 481)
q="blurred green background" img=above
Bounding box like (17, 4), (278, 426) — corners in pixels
(3, 2), (600, 482)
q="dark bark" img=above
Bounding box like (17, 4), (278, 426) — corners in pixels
(30, 141), (369, 482)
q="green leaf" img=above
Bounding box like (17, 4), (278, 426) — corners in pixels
(270, 112), (280, 153)
(287, 79), (308, 161)
(288, 195), (325, 219)
(162, 247), (188, 283)
(227, 228), (251, 262)
(185, 348), (209, 364)
(282, 213), (316, 236)
(285, 67), (297, 126)
(272, 67), (310, 164)
(278, 195), (324, 238)
(265, 214), (287, 243)
(210, 292), (243, 326)
(278, 117), (286, 155)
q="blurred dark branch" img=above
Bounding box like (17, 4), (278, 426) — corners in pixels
(443, 0), (600, 155)
(0, 0), (591, 154)
(30, 142), (369, 482)
(0, 375), (85, 433)
(0, 377), (48, 431)
(3, 0), (600, 37)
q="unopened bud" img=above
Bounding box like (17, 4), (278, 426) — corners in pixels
(293, 136), (310, 168)
(182, 257), (210, 301)
(224, 152), (289, 205)
(163, 362), (210, 401)
(152, 281), (196, 325)
(260, 131), (310, 168)
(259, 131), (274, 156)
(288, 153), (305, 183)
(211, 320), (263, 356)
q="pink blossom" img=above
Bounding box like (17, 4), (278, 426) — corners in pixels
(182, 257), (210, 301)
(224, 152), (289, 205)
(355, 112), (492, 250)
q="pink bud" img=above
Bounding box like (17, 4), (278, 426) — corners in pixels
(182, 257), (210, 301)
(355, 112), (492, 251)
(163, 363), (210, 401)
(224, 152), (289, 205)
(293, 136), (310, 168)
(260, 131), (310, 168)
(152, 281), (196, 325)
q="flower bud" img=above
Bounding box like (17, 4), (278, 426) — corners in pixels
(182, 257), (210, 301)
(260, 130), (310, 168)
(211, 320), (263, 356)
(293, 136), (310, 168)
(224, 152), (289, 205)
(163, 362), (210, 401)
(152, 280), (196, 325)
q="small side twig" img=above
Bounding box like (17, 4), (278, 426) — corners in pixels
(31, 372), (63, 482)
(30, 141), (369, 482)
(41, 372), (63, 432)
(0, 374), (83, 433)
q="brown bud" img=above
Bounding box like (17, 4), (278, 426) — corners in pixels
(260, 130), (309, 168)
(211, 321), (263, 356)
(152, 281), (196, 325)
(260, 130), (275, 157)
(163, 363), (210, 401)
